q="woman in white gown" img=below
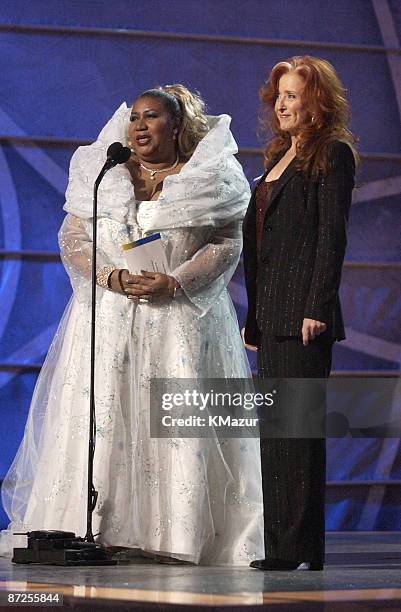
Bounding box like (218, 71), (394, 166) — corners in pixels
(0, 85), (263, 564)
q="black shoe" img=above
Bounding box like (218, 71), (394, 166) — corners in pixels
(249, 558), (323, 571)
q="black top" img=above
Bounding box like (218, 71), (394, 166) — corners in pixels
(255, 179), (277, 262)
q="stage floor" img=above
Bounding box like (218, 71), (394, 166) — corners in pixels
(0, 533), (400, 610)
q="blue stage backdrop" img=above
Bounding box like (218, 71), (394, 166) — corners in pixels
(0, 0), (400, 530)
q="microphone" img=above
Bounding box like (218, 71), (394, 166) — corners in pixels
(106, 141), (123, 160)
(116, 146), (132, 164)
(106, 142), (131, 166)
(95, 142), (131, 186)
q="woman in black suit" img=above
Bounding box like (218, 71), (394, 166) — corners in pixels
(242, 56), (357, 571)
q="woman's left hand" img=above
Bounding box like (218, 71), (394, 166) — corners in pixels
(302, 318), (327, 346)
(125, 270), (176, 300)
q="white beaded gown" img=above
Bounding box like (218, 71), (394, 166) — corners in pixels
(0, 104), (264, 564)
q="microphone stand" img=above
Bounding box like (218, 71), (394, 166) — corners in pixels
(85, 158), (115, 542)
(85, 143), (131, 542)
(12, 149), (128, 566)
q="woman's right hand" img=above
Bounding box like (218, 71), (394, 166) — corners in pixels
(241, 327), (258, 352)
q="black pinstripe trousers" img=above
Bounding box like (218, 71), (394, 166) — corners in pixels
(257, 333), (334, 564)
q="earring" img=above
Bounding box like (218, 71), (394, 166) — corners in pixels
(311, 115), (315, 124)
(127, 138), (134, 152)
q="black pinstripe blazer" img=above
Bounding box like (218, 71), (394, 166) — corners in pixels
(243, 140), (355, 345)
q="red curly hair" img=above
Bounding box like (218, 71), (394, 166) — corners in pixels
(259, 55), (358, 177)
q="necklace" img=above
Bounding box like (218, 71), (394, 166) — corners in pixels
(139, 156), (179, 180)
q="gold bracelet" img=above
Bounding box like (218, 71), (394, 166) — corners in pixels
(96, 266), (116, 289)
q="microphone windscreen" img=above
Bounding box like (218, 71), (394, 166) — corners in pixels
(116, 146), (132, 164)
(106, 141), (123, 160)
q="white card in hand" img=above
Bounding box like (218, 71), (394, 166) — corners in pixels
(122, 233), (171, 275)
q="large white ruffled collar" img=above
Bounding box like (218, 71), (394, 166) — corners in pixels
(64, 103), (250, 229)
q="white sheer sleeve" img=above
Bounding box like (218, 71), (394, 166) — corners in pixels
(58, 213), (114, 301)
(172, 220), (242, 316)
